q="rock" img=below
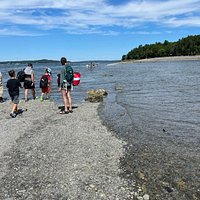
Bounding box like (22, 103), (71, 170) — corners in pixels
(137, 171), (145, 180)
(163, 186), (173, 193)
(115, 85), (123, 91)
(143, 194), (150, 200)
(95, 89), (108, 95)
(162, 182), (174, 193)
(85, 89), (108, 102)
(176, 179), (186, 190)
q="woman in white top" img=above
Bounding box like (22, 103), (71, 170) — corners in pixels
(24, 63), (36, 102)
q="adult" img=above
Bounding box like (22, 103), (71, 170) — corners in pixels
(59, 57), (73, 114)
(24, 63), (36, 102)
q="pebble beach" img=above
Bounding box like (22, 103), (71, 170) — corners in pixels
(0, 99), (141, 200)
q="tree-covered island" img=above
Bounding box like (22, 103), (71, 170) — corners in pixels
(122, 34), (200, 61)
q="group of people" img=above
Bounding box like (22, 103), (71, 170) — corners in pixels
(1, 57), (74, 118)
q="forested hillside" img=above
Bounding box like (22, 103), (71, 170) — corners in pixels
(122, 35), (200, 61)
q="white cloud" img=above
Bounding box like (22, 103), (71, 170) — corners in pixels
(0, 27), (41, 36)
(0, 0), (200, 36)
(165, 16), (200, 27)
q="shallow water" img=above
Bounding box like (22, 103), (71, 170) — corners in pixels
(99, 60), (200, 199)
(1, 60), (200, 152)
(102, 60), (200, 146)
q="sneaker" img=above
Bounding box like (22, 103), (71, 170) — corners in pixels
(40, 96), (43, 102)
(10, 112), (16, 118)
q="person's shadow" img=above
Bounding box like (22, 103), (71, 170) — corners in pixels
(58, 105), (78, 111)
(16, 108), (27, 115)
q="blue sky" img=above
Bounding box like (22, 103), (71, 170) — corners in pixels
(0, 0), (200, 61)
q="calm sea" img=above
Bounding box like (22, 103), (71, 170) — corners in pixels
(1, 60), (200, 147)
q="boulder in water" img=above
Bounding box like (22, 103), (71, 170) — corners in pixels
(85, 89), (108, 103)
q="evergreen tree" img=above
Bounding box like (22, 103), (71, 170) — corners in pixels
(123, 35), (200, 60)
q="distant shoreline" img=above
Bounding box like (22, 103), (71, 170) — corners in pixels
(1, 55), (200, 65)
(120, 55), (200, 64)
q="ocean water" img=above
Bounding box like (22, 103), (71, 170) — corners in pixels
(1, 60), (200, 148)
(0, 61), (113, 104)
(96, 60), (200, 198)
(101, 60), (200, 146)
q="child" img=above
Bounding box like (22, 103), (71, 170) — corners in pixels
(0, 71), (4, 103)
(46, 67), (52, 76)
(40, 68), (51, 101)
(6, 70), (22, 118)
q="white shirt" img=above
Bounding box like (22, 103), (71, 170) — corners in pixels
(24, 67), (33, 75)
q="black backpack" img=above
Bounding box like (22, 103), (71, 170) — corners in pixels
(17, 69), (25, 82)
(40, 75), (48, 88)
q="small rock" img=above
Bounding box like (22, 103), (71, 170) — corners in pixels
(176, 179), (186, 190)
(115, 85), (123, 91)
(137, 171), (145, 180)
(89, 184), (95, 189)
(143, 194), (150, 200)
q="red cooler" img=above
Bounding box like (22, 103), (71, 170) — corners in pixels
(73, 72), (81, 86)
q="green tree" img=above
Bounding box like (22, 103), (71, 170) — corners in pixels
(122, 34), (200, 61)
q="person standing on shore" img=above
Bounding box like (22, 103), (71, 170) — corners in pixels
(6, 70), (22, 118)
(0, 71), (4, 103)
(59, 57), (73, 114)
(39, 68), (51, 101)
(24, 63), (36, 102)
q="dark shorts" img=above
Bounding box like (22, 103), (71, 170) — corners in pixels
(11, 95), (19, 104)
(24, 80), (35, 89)
(61, 82), (72, 91)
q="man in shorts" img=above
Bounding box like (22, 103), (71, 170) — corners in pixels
(6, 70), (22, 118)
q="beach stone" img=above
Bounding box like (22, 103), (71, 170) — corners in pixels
(137, 171), (145, 180)
(143, 194), (150, 200)
(175, 179), (186, 190)
(85, 89), (108, 102)
(115, 85), (123, 91)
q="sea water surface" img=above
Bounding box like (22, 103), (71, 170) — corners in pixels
(1, 60), (200, 153)
(0, 60), (200, 198)
(102, 60), (200, 145)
